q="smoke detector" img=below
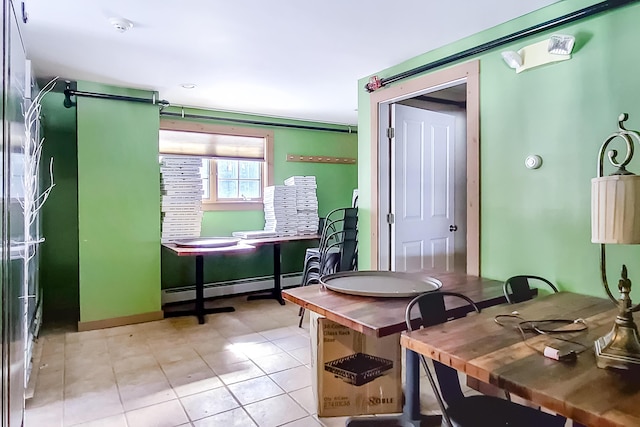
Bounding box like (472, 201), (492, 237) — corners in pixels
(109, 17), (133, 33)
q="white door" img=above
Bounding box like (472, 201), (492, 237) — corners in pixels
(391, 104), (456, 272)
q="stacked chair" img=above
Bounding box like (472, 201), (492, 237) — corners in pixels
(298, 207), (358, 327)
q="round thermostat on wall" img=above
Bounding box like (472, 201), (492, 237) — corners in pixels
(525, 155), (542, 169)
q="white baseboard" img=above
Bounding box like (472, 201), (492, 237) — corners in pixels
(162, 273), (303, 304)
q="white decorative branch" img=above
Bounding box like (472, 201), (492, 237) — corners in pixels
(20, 76), (58, 386)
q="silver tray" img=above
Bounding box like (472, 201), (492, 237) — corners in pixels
(173, 237), (240, 248)
(320, 270), (442, 297)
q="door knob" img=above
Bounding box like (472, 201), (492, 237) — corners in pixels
(449, 225), (458, 232)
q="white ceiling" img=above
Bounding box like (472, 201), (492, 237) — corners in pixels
(21, 0), (559, 125)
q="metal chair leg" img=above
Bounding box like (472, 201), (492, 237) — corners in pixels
(298, 307), (306, 328)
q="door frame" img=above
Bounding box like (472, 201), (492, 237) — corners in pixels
(369, 60), (480, 275)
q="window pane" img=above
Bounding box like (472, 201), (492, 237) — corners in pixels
(239, 161), (260, 179)
(218, 180), (238, 199)
(200, 159), (210, 199)
(239, 180), (260, 199)
(217, 160), (238, 179)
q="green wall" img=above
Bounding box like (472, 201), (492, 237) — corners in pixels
(40, 93), (358, 319)
(357, 0), (640, 298)
(76, 82), (161, 323)
(40, 89), (79, 320)
(160, 107), (358, 289)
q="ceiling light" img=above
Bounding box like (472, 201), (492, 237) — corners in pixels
(501, 51), (522, 69)
(109, 17), (133, 33)
(180, 83), (196, 89)
(548, 34), (575, 55)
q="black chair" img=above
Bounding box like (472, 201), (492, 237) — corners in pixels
(298, 207), (358, 327)
(503, 275), (559, 304)
(405, 291), (566, 427)
(301, 207), (358, 282)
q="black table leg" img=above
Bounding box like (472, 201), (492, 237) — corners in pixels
(247, 243), (285, 305)
(195, 255), (205, 323)
(164, 255), (235, 324)
(344, 349), (441, 427)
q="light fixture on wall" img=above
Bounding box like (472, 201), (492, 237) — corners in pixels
(501, 34), (575, 73)
(547, 34), (575, 55)
(501, 51), (522, 69)
(591, 113), (640, 372)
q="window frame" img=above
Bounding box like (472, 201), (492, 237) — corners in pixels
(160, 119), (274, 211)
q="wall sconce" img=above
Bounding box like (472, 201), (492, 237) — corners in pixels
(591, 113), (640, 371)
(501, 51), (522, 69)
(547, 34), (575, 55)
(501, 34), (575, 73)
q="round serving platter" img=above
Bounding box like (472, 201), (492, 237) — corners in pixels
(320, 270), (442, 297)
(173, 237), (241, 248)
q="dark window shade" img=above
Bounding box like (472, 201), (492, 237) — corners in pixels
(159, 129), (265, 160)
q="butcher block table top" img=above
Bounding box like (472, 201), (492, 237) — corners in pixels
(283, 270), (512, 337)
(401, 292), (639, 427)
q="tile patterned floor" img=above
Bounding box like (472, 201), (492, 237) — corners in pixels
(26, 294), (446, 427)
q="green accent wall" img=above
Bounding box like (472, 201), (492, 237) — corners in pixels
(357, 0), (640, 297)
(76, 82), (161, 322)
(40, 90), (79, 320)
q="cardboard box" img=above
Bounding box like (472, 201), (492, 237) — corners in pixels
(310, 312), (402, 417)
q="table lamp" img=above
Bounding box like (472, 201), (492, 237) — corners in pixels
(591, 113), (640, 371)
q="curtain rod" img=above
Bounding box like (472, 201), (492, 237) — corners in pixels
(365, 0), (638, 91)
(160, 111), (357, 134)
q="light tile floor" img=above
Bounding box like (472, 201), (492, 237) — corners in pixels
(26, 294), (448, 427)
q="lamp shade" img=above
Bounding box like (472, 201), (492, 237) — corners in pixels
(592, 175), (640, 244)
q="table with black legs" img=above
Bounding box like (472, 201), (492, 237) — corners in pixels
(162, 234), (319, 323)
(242, 234), (319, 305)
(162, 243), (256, 324)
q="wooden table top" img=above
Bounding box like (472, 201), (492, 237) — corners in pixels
(283, 270), (510, 337)
(162, 234), (318, 257)
(400, 292), (639, 427)
(241, 234), (319, 246)
(162, 242), (256, 257)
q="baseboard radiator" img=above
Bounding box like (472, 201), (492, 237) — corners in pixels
(162, 273), (303, 304)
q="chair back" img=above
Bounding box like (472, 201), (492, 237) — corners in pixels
(322, 207), (357, 235)
(503, 275), (558, 304)
(405, 291), (480, 421)
(301, 207), (358, 286)
(317, 207), (357, 274)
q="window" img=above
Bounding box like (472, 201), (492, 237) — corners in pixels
(199, 158), (262, 201)
(160, 120), (274, 211)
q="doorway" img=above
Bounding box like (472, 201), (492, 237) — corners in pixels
(368, 61), (480, 275)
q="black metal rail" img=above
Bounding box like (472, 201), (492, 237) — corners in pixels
(365, 0), (639, 91)
(62, 85), (356, 134)
(160, 111), (357, 134)
(63, 86), (169, 108)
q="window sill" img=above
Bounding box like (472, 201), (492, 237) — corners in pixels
(202, 201), (264, 212)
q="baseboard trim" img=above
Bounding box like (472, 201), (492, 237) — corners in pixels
(78, 310), (164, 332)
(162, 273), (303, 304)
